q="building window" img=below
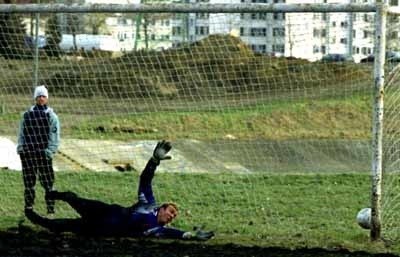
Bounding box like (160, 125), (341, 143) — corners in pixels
(362, 47), (368, 55)
(196, 13), (209, 19)
(390, 0), (399, 6)
(251, 44), (267, 53)
(195, 26), (209, 35)
(259, 13), (267, 20)
(340, 38), (347, 44)
(250, 28), (267, 37)
(340, 21), (348, 28)
(272, 44), (284, 53)
(151, 34), (156, 40)
(389, 15), (399, 22)
(321, 45), (326, 54)
(273, 13), (285, 20)
(240, 27), (245, 36)
(117, 17), (127, 25)
(362, 47), (372, 55)
(251, 13), (267, 20)
(172, 26), (182, 36)
(273, 27), (285, 37)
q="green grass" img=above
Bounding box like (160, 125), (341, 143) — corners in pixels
(1, 93), (373, 141)
(44, 94), (371, 141)
(0, 169), (396, 254)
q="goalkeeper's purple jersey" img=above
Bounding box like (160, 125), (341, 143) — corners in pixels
(95, 159), (184, 238)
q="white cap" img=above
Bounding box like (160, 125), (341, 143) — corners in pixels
(33, 85), (48, 99)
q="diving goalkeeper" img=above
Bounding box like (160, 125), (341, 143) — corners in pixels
(25, 140), (214, 241)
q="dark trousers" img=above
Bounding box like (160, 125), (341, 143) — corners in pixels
(20, 150), (55, 213)
(52, 191), (124, 219)
(27, 191), (127, 235)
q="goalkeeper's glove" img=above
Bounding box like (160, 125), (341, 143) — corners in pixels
(182, 230), (215, 241)
(152, 140), (172, 162)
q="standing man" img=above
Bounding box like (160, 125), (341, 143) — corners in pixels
(17, 85), (60, 214)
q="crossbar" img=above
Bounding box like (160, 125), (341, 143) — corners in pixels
(0, 3), (376, 13)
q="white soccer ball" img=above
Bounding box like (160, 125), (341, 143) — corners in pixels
(356, 207), (371, 229)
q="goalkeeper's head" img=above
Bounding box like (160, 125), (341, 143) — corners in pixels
(157, 202), (178, 225)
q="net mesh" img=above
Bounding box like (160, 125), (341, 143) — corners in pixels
(0, 7), (379, 243)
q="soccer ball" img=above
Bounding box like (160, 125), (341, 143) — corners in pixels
(356, 207), (371, 229)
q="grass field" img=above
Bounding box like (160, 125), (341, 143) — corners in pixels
(1, 37), (396, 256)
(0, 169), (398, 256)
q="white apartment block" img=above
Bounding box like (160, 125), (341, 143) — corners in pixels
(33, 0), (399, 61)
(169, 0), (397, 62)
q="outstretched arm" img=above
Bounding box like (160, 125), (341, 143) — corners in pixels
(144, 226), (214, 241)
(137, 140), (172, 205)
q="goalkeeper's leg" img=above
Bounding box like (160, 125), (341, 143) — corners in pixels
(25, 208), (82, 233)
(48, 191), (117, 219)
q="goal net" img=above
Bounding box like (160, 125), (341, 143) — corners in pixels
(381, 8), (400, 240)
(0, 5), (381, 245)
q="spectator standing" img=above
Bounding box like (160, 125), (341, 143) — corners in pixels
(17, 85), (60, 214)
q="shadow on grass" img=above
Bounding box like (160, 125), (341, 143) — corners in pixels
(0, 225), (398, 257)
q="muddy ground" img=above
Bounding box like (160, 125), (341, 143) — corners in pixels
(0, 226), (397, 257)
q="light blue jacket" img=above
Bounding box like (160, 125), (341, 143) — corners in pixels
(17, 105), (60, 159)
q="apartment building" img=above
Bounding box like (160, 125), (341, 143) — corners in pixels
(18, 0), (399, 60)
(169, 0), (389, 62)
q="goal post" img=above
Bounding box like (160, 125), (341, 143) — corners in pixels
(0, 1), (394, 244)
(370, 1), (386, 241)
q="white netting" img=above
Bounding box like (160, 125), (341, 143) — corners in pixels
(0, 4), (380, 243)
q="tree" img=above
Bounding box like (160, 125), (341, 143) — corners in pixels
(0, 1), (28, 59)
(66, 13), (81, 52)
(44, 14), (62, 57)
(86, 14), (108, 35)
